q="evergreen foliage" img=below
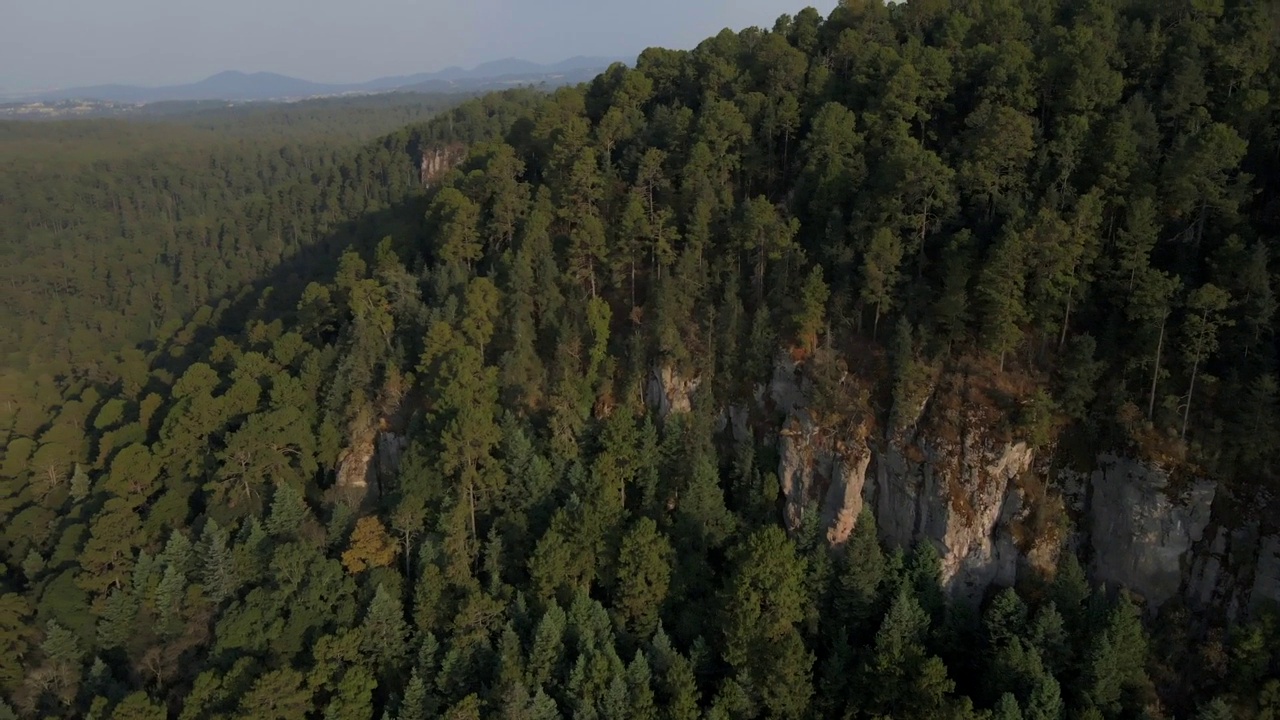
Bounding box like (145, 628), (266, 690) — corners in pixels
(2, 1), (1280, 717)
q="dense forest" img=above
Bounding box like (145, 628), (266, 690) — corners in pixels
(0, 91), (470, 373)
(2, 0), (1280, 718)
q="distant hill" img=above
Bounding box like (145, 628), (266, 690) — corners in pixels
(15, 57), (628, 104)
(20, 71), (340, 103)
(349, 56), (620, 93)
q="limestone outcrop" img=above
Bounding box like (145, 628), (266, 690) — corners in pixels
(1083, 454), (1216, 608)
(420, 143), (467, 186)
(646, 353), (1280, 615)
(645, 366), (701, 419)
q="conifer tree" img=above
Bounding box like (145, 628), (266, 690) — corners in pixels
(976, 227), (1029, 371)
(1180, 283), (1233, 438)
(860, 228), (904, 338)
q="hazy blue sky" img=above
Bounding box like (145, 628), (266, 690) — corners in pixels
(1, 0), (833, 91)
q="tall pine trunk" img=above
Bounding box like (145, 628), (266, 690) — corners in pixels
(1059, 290), (1073, 350)
(1148, 315), (1165, 420)
(1181, 307), (1212, 439)
(1182, 356), (1199, 440)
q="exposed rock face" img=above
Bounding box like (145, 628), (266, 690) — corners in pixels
(420, 143), (467, 186)
(1185, 518), (1280, 619)
(777, 410), (871, 546)
(727, 358), (1051, 596)
(655, 352), (1275, 614)
(1187, 525), (1232, 609)
(1085, 454), (1216, 608)
(872, 434), (1037, 602)
(1250, 535), (1280, 612)
(768, 356), (871, 546)
(336, 435), (376, 494)
(646, 366), (701, 419)
(336, 429), (409, 501)
(723, 403), (752, 444)
(861, 366), (1063, 602)
(376, 432), (409, 482)
(824, 453), (872, 547)
(767, 356), (807, 417)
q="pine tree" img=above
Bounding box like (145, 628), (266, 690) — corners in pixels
(528, 688), (560, 720)
(494, 621), (524, 697)
(992, 693), (1022, 720)
(759, 629), (815, 718)
(41, 619), (85, 698)
(326, 667), (376, 720)
(835, 510), (886, 637)
(1239, 374), (1280, 467)
(528, 603), (567, 688)
(153, 563), (186, 630)
(1025, 672), (1064, 720)
(361, 583), (409, 673)
(861, 227), (905, 338)
(984, 588), (1029, 649)
(1028, 603), (1070, 677)
(1051, 554), (1090, 632)
(863, 587), (954, 718)
(1084, 592), (1152, 716)
(958, 100), (1035, 219)
(932, 230), (976, 350)
(976, 227), (1029, 371)
(20, 550), (44, 582)
(70, 463), (91, 503)
(793, 265), (830, 352)
(1054, 334), (1104, 420)
(398, 669), (430, 720)
(907, 540), (946, 622)
(96, 588), (137, 651)
(625, 652), (658, 720)
(265, 483), (311, 538)
(1111, 196), (1158, 294)
(706, 676), (755, 720)
(431, 188), (484, 268)
(721, 527), (812, 715)
(109, 692), (167, 720)
(648, 626), (700, 720)
(736, 196), (799, 302)
(200, 520), (237, 604)
(1237, 242), (1276, 362)
(1180, 283), (1234, 438)
(1194, 698), (1235, 720)
(613, 518), (674, 637)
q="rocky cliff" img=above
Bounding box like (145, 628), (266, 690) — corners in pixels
(335, 425), (408, 503)
(1062, 454), (1215, 608)
(648, 353), (1280, 616)
(756, 358), (1059, 601)
(420, 143), (467, 187)
(1183, 504), (1280, 620)
(646, 365), (701, 419)
(335, 388), (412, 506)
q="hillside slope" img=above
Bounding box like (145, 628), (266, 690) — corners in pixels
(2, 2), (1280, 719)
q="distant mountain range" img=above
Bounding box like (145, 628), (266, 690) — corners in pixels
(11, 56), (629, 104)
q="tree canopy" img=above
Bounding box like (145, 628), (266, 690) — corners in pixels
(3, 1), (1280, 718)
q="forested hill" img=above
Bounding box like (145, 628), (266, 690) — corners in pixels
(0, 91), (520, 416)
(0, 92), (479, 373)
(2, 1), (1280, 719)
